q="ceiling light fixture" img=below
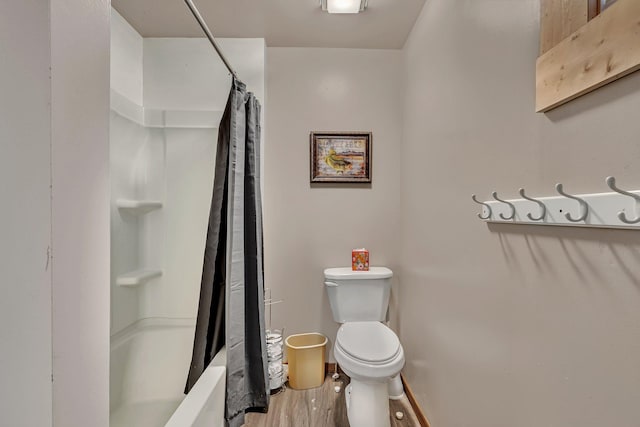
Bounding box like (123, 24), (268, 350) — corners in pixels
(321, 0), (368, 14)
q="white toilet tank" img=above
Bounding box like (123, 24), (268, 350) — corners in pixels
(324, 267), (393, 323)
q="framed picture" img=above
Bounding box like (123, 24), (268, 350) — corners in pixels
(310, 132), (372, 183)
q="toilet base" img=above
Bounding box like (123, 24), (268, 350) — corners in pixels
(388, 373), (405, 400)
(344, 378), (391, 427)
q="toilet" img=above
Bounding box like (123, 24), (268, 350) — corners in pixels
(324, 266), (405, 427)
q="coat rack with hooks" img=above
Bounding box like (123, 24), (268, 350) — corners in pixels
(472, 176), (640, 230)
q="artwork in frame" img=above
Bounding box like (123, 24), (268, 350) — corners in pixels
(310, 132), (372, 183)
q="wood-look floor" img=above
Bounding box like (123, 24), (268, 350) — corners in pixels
(243, 372), (420, 427)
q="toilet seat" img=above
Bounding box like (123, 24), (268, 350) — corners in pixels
(336, 322), (401, 364)
(334, 321), (405, 381)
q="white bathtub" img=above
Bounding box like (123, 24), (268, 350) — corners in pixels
(165, 347), (226, 427)
(110, 318), (225, 427)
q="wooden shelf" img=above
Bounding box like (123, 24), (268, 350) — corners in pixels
(116, 269), (162, 287)
(116, 199), (162, 215)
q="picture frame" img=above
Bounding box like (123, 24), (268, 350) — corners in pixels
(310, 132), (372, 183)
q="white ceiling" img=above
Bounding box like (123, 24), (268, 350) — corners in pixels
(112, 0), (426, 49)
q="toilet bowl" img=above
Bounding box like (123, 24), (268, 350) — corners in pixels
(324, 266), (405, 427)
(334, 321), (405, 427)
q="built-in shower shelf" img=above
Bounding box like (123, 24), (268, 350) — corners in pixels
(116, 269), (162, 287)
(116, 199), (163, 215)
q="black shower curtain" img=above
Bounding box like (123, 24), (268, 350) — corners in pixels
(185, 78), (268, 427)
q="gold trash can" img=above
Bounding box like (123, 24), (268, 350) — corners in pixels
(285, 333), (327, 390)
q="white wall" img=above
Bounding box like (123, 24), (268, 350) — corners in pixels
(0, 2), (53, 426)
(110, 10), (146, 335)
(50, 0), (111, 426)
(111, 9), (143, 105)
(1, 1), (110, 427)
(143, 38), (265, 112)
(401, 1), (640, 426)
(143, 37), (266, 197)
(264, 48), (404, 357)
(138, 127), (217, 320)
(110, 112), (148, 334)
(110, 115), (215, 333)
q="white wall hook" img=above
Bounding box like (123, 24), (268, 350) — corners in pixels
(471, 194), (492, 220)
(518, 188), (546, 221)
(555, 183), (588, 222)
(475, 178), (640, 230)
(491, 191), (515, 220)
(605, 176), (640, 224)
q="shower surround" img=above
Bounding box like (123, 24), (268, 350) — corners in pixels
(109, 9), (265, 426)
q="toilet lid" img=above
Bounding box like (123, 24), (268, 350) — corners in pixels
(336, 322), (401, 363)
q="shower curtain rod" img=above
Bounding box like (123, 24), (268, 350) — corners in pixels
(183, 0), (239, 80)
